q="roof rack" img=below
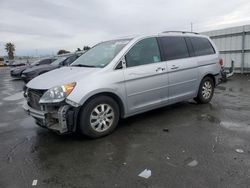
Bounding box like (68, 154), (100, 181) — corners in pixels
(162, 31), (199, 35)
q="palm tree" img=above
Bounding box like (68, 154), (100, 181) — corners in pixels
(5, 42), (15, 60)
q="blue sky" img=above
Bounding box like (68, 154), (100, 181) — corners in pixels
(1, 0), (250, 56)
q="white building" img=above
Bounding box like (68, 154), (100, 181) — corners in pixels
(202, 25), (250, 73)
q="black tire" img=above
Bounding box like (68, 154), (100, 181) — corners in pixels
(194, 77), (214, 104)
(78, 96), (120, 138)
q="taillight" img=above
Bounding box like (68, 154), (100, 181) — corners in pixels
(219, 59), (224, 66)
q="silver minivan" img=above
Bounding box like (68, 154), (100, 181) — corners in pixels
(23, 32), (222, 138)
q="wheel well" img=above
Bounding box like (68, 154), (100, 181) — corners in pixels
(203, 74), (215, 85)
(82, 92), (125, 118)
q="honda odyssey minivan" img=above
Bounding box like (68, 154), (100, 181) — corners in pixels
(23, 31), (222, 138)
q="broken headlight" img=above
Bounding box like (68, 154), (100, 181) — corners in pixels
(39, 82), (76, 104)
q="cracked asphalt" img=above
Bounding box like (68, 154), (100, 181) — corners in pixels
(0, 67), (250, 188)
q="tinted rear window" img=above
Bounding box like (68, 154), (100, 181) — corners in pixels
(158, 36), (189, 61)
(190, 37), (215, 56)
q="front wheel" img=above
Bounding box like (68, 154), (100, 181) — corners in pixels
(194, 77), (214, 104)
(78, 96), (120, 138)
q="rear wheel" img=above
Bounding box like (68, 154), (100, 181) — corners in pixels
(194, 77), (214, 104)
(78, 96), (120, 138)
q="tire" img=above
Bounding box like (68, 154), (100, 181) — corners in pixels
(78, 96), (120, 138)
(194, 77), (214, 104)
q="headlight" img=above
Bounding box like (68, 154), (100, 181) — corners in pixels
(39, 82), (76, 104)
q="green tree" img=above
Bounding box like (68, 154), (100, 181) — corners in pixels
(57, 49), (70, 55)
(76, 48), (81, 52)
(83, 46), (91, 51)
(5, 42), (15, 60)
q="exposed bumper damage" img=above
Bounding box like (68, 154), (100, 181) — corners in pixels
(220, 60), (235, 82)
(23, 102), (79, 134)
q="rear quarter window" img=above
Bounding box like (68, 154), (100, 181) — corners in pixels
(190, 37), (215, 56)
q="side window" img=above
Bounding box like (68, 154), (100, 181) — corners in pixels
(190, 37), (215, 56)
(125, 37), (161, 67)
(184, 37), (195, 57)
(64, 56), (77, 65)
(159, 36), (189, 61)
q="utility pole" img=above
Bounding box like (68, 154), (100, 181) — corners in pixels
(191, 22), (193, 32)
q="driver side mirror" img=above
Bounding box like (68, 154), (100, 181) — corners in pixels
(115, 57), (126, 70)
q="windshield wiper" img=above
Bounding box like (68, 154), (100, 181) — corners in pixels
(71, 64), (96, 68)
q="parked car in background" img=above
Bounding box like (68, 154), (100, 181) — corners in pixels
(21, 53), (83, 83)
(10, 58), (56, 79)
(23, 32), (222, 138)
(4, 60), (15, 66)
(9, 61), (26, 67)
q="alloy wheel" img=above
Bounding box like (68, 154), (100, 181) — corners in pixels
(90, 104), (114, 132)
(202, 81), (212, 99)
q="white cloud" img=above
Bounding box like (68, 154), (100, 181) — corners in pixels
(0, 0), (250, 56)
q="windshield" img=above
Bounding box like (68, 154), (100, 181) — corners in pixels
(71, 39), (131, 68)
(31, 59), (52, 66)
(51, 57), (67, 65)
(31, 60), (41, 66)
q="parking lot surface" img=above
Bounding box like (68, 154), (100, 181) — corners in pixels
(0, 67), (250, 188)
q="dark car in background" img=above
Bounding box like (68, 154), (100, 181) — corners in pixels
(9, 61), (26, 67)
(21, 53), (83, 83)
(10, 58), (56, 79)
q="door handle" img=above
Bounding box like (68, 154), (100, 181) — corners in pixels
(171, 65), (179, 70)
(155, 67), (165, 72)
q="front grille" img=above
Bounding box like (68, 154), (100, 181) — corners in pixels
(27, 89), (47, 110)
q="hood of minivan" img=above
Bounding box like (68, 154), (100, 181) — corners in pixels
(27, 66), (99, 90)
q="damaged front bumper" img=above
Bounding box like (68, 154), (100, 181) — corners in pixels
(23, 102), (79, 134)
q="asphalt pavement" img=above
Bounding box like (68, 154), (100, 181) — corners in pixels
(0, 67), (250, 188)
